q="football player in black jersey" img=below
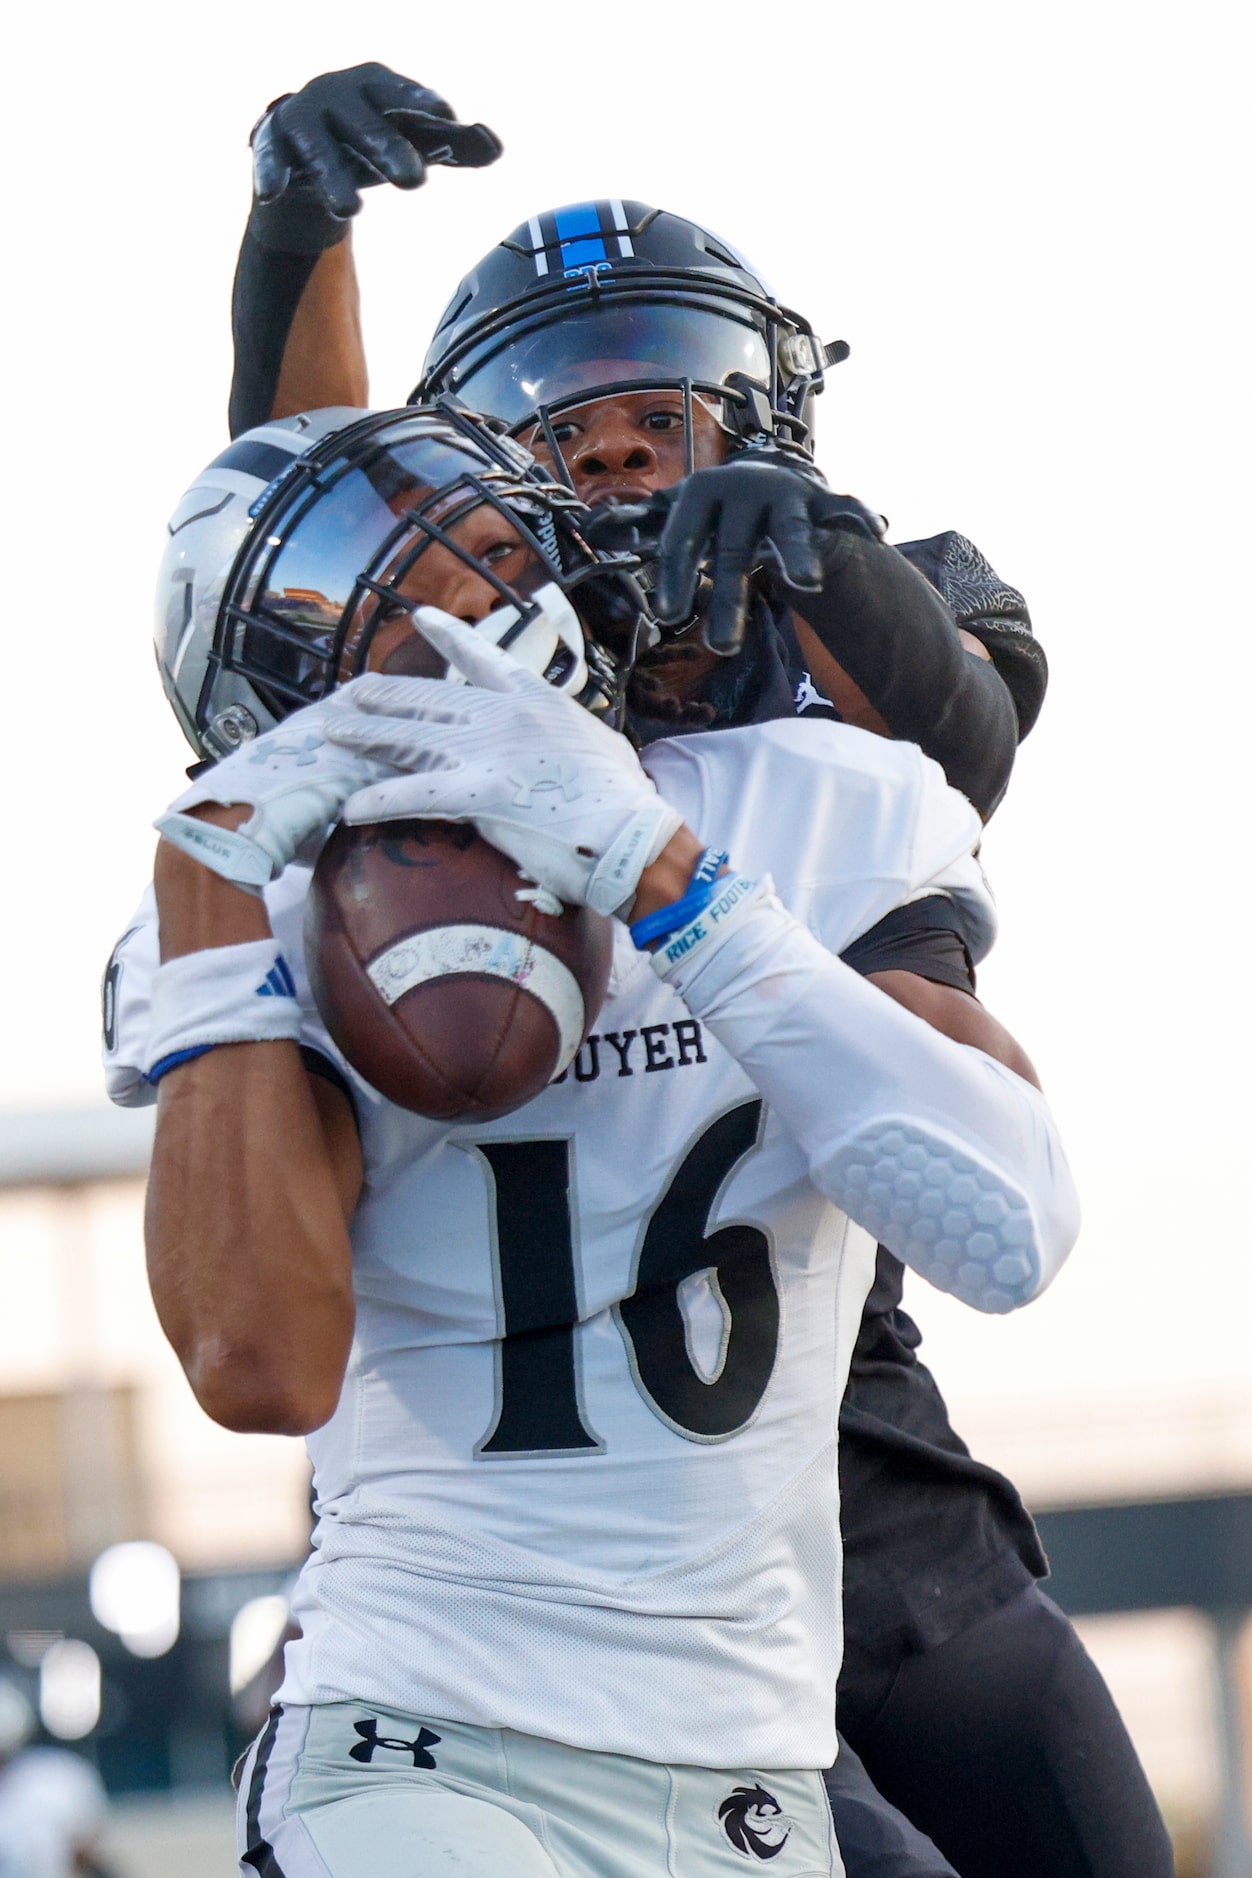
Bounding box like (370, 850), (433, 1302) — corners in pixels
(219, 64), (1173, 1878)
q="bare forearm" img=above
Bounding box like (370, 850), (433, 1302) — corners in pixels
(272, 235), (367, 420)
(147, 832), (356, 1432)
(867, 969), (1041, 1088)
(146, 1044), (355, 1432)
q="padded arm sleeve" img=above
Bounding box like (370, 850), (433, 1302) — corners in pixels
(793, 534), (1020, 817)
(664, 894), (1079, 1313)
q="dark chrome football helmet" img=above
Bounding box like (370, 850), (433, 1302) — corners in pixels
(155, 402), (653, 759)
(413, 200), (848, 466)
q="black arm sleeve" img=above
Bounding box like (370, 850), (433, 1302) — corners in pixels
(791, 532), (1021, 818)
(228, 195), (350, 439)
(839, 896), (977, 993)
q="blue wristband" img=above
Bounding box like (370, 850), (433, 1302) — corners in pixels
(630, 848), (729, 950)
(146, 1044), (215, 1086)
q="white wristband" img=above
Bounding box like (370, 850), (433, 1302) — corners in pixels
(650, 874), (770, 980)
(144, 940), (302, 1082)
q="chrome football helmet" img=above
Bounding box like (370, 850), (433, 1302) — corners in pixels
(414, 199), (848, 466)
(155, 402), (653, 759)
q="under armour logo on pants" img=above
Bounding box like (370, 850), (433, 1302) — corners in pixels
(348, 1718), (441, 1767)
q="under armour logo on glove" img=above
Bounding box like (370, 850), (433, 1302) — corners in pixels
(348, 1717), (441, 1768)
(718, 1784), (793, 1860)
(251, 734), (324, 768)
(508, 762), (583, 808)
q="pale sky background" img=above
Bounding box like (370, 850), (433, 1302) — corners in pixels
(3, 1), (1249, 1449)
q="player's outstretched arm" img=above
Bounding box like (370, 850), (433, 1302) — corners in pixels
(650, 458), (1020, 817)
(145, 808), (360, 1436)
(229, 63), (502, 436)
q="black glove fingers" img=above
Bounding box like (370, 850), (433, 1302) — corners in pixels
(361, 71), (457, 121)
(331, 106), (427, 189)
(380, 109), (502, 168)
(582, 501), (656, 556)
(280, 112), (373, 217)
(250, 118), (292, 203)
(430, 120), (505, 168)
(764, 496), (825, 592)
(654, 493), (720, 623)
(703, 550), (755, 657)
(361, 72), (500, 167)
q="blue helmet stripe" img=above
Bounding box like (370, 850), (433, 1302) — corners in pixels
(527, 202), (636, 277)
(553, 202), (608, 271)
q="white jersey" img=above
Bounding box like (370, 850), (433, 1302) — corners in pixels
(107, 720), (994, 1770)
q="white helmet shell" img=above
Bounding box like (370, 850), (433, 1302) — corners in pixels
(155, 409), (368, 756)
(155, 405), (652, 759)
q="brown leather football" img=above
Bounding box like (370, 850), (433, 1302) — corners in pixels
(305, 819), (614, 1121)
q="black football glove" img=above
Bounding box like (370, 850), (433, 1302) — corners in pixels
(252, 62), (502, 223)
(651, 456), (885, 656)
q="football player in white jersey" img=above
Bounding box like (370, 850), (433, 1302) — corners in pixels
(109, 405), (1077, 1877)
(224, 79), (1178, 1878)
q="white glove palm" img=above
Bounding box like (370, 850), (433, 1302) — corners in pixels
(323, 612), (683, 916)
(156, 697), (396, 890)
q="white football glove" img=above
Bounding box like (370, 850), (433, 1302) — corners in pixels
(323, 611), (684, 917)
(155, 696), (397, 890)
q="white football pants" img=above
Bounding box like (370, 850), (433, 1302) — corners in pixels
(236, 1703), (842, 1878)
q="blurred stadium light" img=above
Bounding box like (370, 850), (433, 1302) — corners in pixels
(39, 1637), (101, 1739)
(90, 1542), (181, 1658)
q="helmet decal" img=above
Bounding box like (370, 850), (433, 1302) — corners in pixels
(526, 200), (636, 276)
(206, 436), (302, 485)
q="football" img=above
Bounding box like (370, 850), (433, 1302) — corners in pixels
(305, 819), (614, 1121)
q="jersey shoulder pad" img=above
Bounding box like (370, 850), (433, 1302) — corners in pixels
(644, 718), (981, 901)
(643, 719), (988, 958)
